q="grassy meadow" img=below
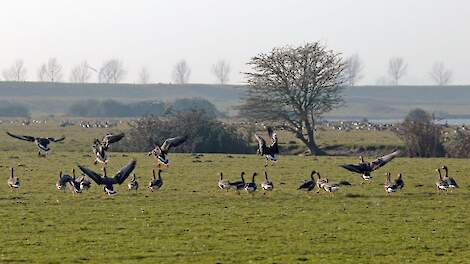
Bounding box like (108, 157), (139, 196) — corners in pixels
(0, 122), (469, 263)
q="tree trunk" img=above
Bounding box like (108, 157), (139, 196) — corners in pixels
(305, 138), (326, 156)
(296, 119), (326, 156)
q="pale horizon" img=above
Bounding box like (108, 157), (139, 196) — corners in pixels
(1, 0), (469, 85)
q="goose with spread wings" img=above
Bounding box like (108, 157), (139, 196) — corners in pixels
(339, 150), (400, 183)
(148, 136), (187, 167)
(6, 131), (65, 156)
(255, 127), (279, 166)
(92, 133), (125, 165)
(77, 160), (136, 196)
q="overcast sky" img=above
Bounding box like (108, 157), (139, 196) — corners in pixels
(0, 0), (469, 85)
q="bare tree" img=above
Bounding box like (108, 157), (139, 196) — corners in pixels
(343, 54), (364, 86)
(388, 57), (407, 85)
(2, 60), (27, 81)
(37, 58), (63, 82)
(172, 60), (191, 84)
(138, 67), (150, 84)
(212, 60), (231, 85)
(239, 42), (346, 155)
(69, 61), (92, 83)
(98, 59), (126, 83)
(430, 61), (452, 86)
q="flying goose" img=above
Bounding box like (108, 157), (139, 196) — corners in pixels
(298, 171), (317, 192)
(7, 131), (65, 157)
(244, 172), (258, 193)
(148, 136), (188, 167)
(92, 133), (125, 165)
(254, 127), (279, 166)
(7, 168), (20, 189)
(128, 174), (139, 191)
(218, 172), (231, 190)
(441, 166), (458, 189)
(148, 169), (163, 191)
(261, 171), (274, 191)
(78, 160), (136, 196)
(229, 172), (246, 193)
(339, 150), (401, 183)
(435, 168), (448, 192)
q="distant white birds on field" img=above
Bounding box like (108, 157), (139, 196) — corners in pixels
(7, 131), (65, 157)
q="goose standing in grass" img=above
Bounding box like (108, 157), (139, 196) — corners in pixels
(316, 172), (328, 191)
(218, 172), (231, 190)
(92, 133), (125, 165)
(229, 172), (246, 193)
(6, 131), (65, 157)
(339, 150), (401, 183)
(261, 171), (274, 192)
(441, 166), (459, 189)
(254, 127), (279, 166)
(148, 136), (188, 168)
(244, 172), (258, 194)
(148, 169), (163, 191)
(128, 174), (139, 191)
(435, 168), (448, 192)
(78, 160), (136, 196)
(320, 178), (341, 194)
(383, 172), (397, 193)
(56, 170), (82, 194)
(394, 173), (405, 190)
(297, 171), (317, 192)
(7, 168), (20, 190)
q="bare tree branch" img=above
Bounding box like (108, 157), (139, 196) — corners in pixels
(98, 59), (126, 83)
(37, 58), (63, 82)
(172, 60), (191, 84)
(2, 60), (27, 81)
(138, 67), (150, 84)
(239, 42), (346, 155)
(388, 57), (407, 85)
(430, 61), (452, 86)
(212, 60), (231, 85)
(343, 54), (364, 86)
(69, 61), (92, 83)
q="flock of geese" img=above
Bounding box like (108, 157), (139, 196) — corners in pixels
(5, 127), (461, 197)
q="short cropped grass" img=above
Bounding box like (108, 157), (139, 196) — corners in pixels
(1, 150), (470, 263)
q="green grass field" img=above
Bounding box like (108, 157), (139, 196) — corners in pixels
(0, 123), (469, 263)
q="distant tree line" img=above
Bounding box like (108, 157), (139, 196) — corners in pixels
(67, 98), (222, 118)
(1, 58), (233, 85)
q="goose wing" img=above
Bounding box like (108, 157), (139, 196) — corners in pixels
(254, 134), (267, 154)
(339, 164), (365, 174)
(103, 133), (125, 145)
(77, 165), (103, 185)
(161, 136), (187, 152)
(369, 150), (401, 171)
(6, 132), (35, 142)
(113, 160), (137, 184)
(48, 136), (65, 143)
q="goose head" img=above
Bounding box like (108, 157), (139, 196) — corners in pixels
(240, 171), (245, 182)
(219, 172), (223, 181)
(56, 171), (65, 190)
(435, 168), (442, 179)
(359, 156), (365, 163)
(310, 170), (317, 180)
(264, 171), (268, 180)
(251, 172), (258, 182)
